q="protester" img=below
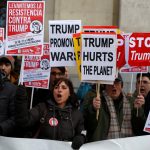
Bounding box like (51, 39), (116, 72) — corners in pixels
(20, 67), (67, 137)
(83, 73), (145, 142)
(0, 55), (19, 85)
(135, 73), (150, 118)
(30, 67), (66, 107)
(127, 72), (150, 135)
(0, 70), (17, 136)
(15, 78), (85, 149)
(65, 67), (69, 78)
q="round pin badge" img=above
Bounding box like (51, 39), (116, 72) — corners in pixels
(49, 117), (58, 126)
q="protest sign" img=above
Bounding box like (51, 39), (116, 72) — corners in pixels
(73, 26), (118, 82)
(73, 33), (81, 79)
(23, 43), (50, 89)
(120, 33), (148, 73)
(120, 66), (148, 73)
(143, 111), (150, 133)
(0, 136), (72, 150)
(0, 133), (150, 150)
(81, 32), (117, 81)
(49, 20), (81, 66)
(6, 1), (45, 55)
(83, 25), (118, 33)
(117, 34), (126, 69)
(0, 28), (4, 55)
(128, 33), (150, 66)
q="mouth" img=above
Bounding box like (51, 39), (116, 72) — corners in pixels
(57, 94), (62, 98)
(112, 89), (117, 93)
(140, 88), (145, 93)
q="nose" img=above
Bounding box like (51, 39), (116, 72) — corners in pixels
(55, 74), (60, 79)
(0, 64), (5, 70)
(112, 83), (116, 87)
(57, 86), (62, 91)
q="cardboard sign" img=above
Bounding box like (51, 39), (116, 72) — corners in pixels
(23, 43), (50, 89)
(81, 32), (117, 81)
(0, 28), (4, 55)
(128, 33), (150, 66)
(49, 20), (81, 66)
(6, 1), (45, 55)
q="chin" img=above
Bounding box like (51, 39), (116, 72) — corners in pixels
(111, 95), (118, 100)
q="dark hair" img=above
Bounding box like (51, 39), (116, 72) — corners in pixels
(56, 67), (65, 74)
(52, 78), (79, 108)
(136, 72), (150, 80)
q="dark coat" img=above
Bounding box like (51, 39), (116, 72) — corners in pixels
(0, 80), (16, 136)
(83, 89), (146, 142)
(144, 91), (150, 118)
(15, 87), (85, 141)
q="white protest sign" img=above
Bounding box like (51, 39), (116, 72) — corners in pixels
(6, 1), (45, 56)
(23, 43), (50, 89)
(80, 135), (150, 150)
(49, 20), (81, 66)
(143, 111), (150, 133)
(0, 28), (4, 55)
(81, 33), (117, 81)
(0, 136), (72, 150)
(83, 25), (118, 33)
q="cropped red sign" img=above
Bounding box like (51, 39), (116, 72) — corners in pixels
(128, 33), (150, 66)
(117, 34), (126, 69)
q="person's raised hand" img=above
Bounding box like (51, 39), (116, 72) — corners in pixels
(134, 94), (145, 109)
(93, 96), (101, 111)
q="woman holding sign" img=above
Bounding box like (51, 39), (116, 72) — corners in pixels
(15, 78), (85, 149)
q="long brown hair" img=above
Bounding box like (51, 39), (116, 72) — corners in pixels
(52, 78), (79, 108)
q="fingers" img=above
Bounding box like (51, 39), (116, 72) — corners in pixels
(93, 97), (101, 111)
(134, 94), (145, 108)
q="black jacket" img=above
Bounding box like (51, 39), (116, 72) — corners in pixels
(15, 88), (85, 141)
(0, 80), (16, 136)
(144, 91), (150, 118)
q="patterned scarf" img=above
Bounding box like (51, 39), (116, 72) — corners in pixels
(102, 91), (133, 139)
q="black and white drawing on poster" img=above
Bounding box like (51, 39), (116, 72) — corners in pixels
(40, 58), (50, 70)
(30, 20), (43, 34)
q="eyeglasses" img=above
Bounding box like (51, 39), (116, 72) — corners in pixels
(51, 72), (64, 76)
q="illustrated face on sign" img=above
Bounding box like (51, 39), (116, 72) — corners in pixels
(53, 81), (70, 108)
(40, 59), (50, 70)
(136, 76), (150, 97)
(105, 80), (122, 100)
(30, 20), (43, 34)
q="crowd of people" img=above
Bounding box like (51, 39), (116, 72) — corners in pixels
(0, 55), (149, 149)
